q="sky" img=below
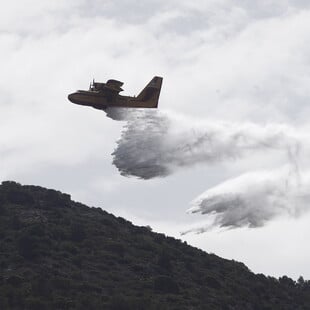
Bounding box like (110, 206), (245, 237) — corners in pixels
(1, 0), (310, 279)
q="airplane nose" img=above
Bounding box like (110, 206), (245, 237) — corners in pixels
(68, 93), (74, 103)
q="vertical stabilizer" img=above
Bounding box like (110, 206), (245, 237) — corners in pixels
(136, 76), (163, 108)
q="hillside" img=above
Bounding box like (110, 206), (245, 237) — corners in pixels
(0, 181), (309, 309)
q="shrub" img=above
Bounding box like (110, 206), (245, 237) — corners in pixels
(7, 190), (34, 205)
(157, 250), (172, 272)
(18, 234), (37, 260)
(70, 223), (86, 242)
(153, 276), (179, 294)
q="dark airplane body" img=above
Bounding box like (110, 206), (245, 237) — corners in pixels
(68, 76), (162, 110)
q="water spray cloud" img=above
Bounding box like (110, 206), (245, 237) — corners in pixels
(107, 108), (309, 231)
(110, 108), (299, 179)
(185, 168), (310, 233)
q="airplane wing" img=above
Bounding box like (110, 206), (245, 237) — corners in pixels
(105, 79), (124, 93)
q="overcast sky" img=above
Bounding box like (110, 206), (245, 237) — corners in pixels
(2, 0), (310, 279)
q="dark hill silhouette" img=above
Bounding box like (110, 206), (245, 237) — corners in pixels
(0, 181), (309, 309)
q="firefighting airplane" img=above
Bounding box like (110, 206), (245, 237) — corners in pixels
(68, 76), (162, 110)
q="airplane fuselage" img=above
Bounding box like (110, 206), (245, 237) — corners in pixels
(68, 90), (156, 110)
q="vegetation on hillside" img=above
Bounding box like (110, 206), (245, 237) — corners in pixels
(0, 181), (309, 309)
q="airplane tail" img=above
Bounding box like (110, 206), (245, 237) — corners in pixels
(136, 76), (163, 108)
